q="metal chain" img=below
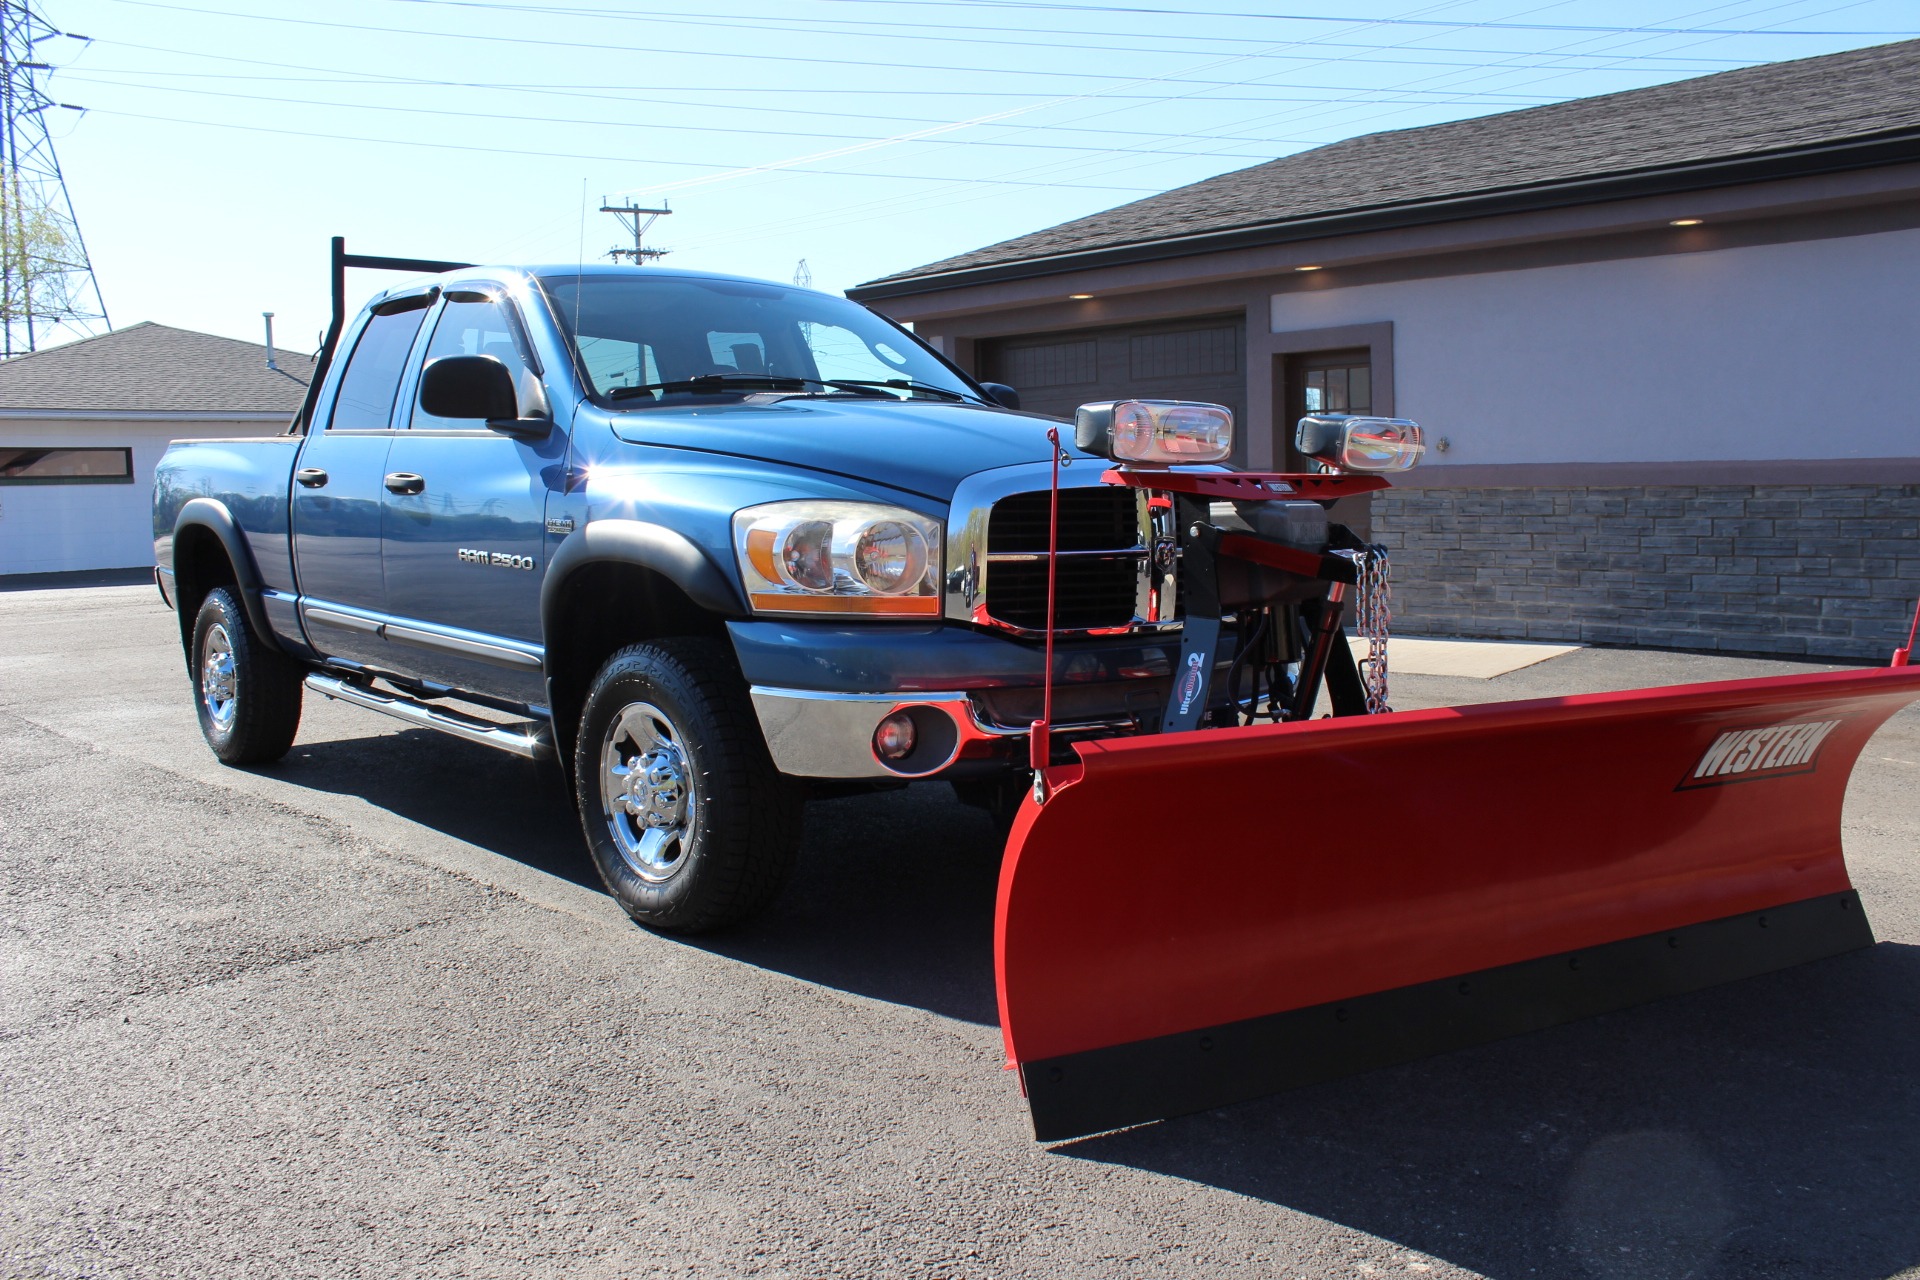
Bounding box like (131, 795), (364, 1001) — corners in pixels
(1352, 544), (1392, 714)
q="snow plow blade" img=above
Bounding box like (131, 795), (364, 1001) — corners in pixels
(997, 664), (1920, 1142)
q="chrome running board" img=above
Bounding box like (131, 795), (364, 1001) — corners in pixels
(305, 673), (553, 760)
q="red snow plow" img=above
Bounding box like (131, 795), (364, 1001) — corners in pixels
(995, 404), (1920, 1141)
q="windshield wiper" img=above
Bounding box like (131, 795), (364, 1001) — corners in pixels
(820, 378), (972, 402)
(605, 372), (970, 404)
(607, 373), (824, 400)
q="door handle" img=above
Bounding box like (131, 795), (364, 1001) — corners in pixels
(295, 467), (329, 488)
(383, 472), (426, 495)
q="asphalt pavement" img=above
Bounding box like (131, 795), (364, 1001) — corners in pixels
(3, 582), (1919, 1279)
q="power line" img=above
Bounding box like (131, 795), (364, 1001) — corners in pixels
(718, 0), (1920, 36)
(85, 0), (1619, 214)
(82, 0), (1903, 280)
(100, 0), (1855, 92)
(349, 0), (1784, 70)
(82, 35), (1754, 101)
(482, 0), (1446, 263)
(631, 0), (1525, 253)
(525, 0), (1869, 258)
(86, 107), (1175, 191)
(60, 73), (1552, 155)
(86, 34), (1766, 88)
(52, 67), (1440, 144)
(667, 0), (1874, 257)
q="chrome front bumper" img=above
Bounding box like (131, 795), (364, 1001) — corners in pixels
(748, 686), (1139, 780)
(748, 687), (1012, 779)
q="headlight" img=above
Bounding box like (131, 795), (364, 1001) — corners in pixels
(1294, 414), (1425, 472)
(732, 501), (941, 617)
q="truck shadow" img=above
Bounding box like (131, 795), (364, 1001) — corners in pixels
(1053, 942), (1920, 1280)
(275, 729), (596, 890)
(695, 782), (1006, 1026)
(277, 728), (1005, 1024)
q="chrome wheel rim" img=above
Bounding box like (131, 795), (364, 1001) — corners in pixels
(599, 701), (696, 883)
(201, 623), (238, 729)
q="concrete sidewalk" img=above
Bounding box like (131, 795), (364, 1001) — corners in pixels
(1352, 635), (1583, 679)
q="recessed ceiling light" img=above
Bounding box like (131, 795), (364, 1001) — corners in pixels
(1294, 264), (1323, 272)
(1068, 293), (1094, 299)
(1669, 218), (1704, 227)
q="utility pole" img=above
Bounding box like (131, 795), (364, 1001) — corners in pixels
(0, 0), (105, 355)
(600, 198), (671, 265)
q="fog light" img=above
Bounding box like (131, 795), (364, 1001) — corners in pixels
(874, 711), (917, 761)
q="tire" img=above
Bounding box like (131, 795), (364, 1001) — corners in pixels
(574, 637), (802, 934)
(190, 586), (304, 765)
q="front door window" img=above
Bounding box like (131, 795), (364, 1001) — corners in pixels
(411, 296), (542, 429)
(1301, 361), (1372, 416)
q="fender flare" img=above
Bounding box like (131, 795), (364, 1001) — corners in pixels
(539, 518), (747, 639)
(173, 497), (284, 653)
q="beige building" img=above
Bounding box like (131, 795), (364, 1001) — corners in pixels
(0, 324), (313, 577)
(852, 40), (1920, 660)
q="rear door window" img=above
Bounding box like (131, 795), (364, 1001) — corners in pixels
(329, 306), (429, 430)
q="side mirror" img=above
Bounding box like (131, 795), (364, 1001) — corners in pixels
(979, 381), (1021, 411)
(421, 354), (518, 419)
(419, 354), (551, 439)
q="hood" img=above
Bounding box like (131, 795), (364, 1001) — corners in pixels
(606, 397), (1098, 499)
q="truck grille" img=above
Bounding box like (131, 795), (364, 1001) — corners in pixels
(984, 489), (1143, 631)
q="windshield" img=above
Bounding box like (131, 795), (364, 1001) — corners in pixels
(538, 273), (983, 405)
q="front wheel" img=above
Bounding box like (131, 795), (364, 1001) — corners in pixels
(190, 586), (304, 765)
(574, 638), (802, 933)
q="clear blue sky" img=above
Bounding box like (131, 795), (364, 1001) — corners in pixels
(35, 0), (1920, 350)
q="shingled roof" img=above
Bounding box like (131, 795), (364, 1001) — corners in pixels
(853, 37), (1920, 297)
(0, 322), (314, 414)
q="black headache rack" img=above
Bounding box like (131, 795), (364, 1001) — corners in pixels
(288, 236), (475, 434)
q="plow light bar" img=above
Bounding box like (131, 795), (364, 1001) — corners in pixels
(1296, 414), (1426, 472)
(1074, 399), (1234, 466)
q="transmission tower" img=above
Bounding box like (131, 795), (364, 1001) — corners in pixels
(600, 198), (671, 265)
(792, 259), (811, 288)
(0, 0), (105, 354)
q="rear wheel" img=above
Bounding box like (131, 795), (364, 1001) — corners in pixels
(574, 638), (801, 933)
(190, 586), (304, 765)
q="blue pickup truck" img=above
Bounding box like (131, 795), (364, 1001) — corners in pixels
(154, 254), (1375, 932)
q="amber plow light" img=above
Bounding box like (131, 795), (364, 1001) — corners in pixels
(1295, 414), (1425, 472)
(1073, 399), (1234, 466)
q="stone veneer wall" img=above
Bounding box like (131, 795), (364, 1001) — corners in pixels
(1371, 484), (1920, 661)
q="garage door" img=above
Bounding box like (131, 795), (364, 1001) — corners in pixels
(978, 316), (1247, 465)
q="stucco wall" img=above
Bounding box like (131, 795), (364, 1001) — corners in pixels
(1271, 225), (1920, 468)
(0, 418), (278, 575)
